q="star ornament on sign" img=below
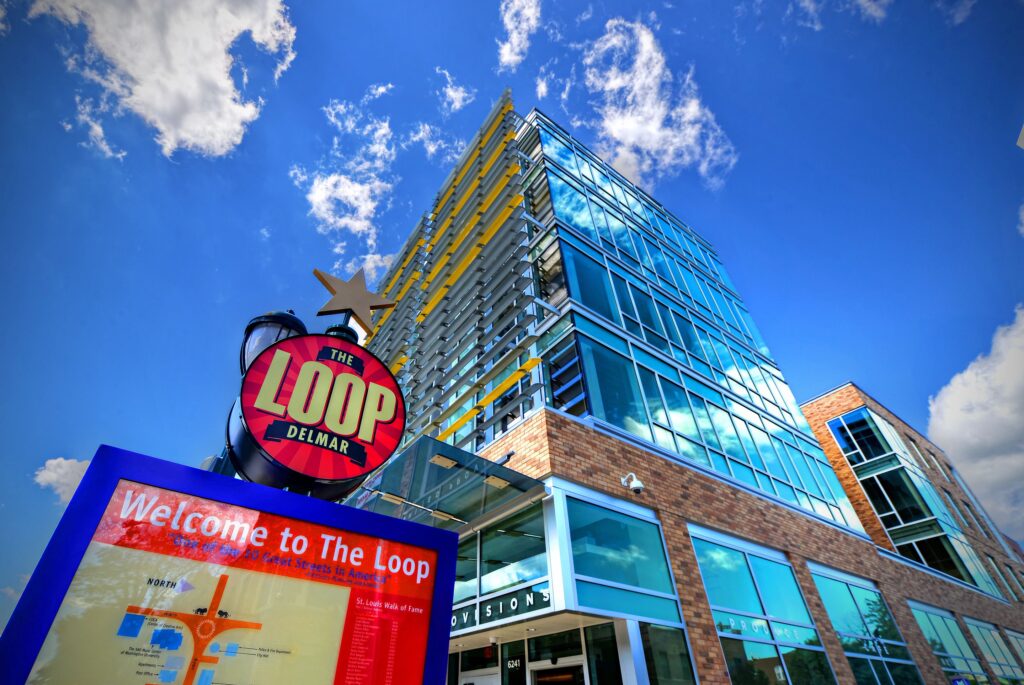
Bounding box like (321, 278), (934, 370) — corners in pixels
(313, 268), (395, 331)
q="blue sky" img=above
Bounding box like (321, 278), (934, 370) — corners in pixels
(0, 0), (1022, 628)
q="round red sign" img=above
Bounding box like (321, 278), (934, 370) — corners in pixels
(238, 334), (405, 486)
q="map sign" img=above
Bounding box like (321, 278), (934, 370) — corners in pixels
(0, 447), (457, 685)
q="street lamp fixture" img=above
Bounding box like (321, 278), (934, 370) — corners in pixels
(239, 310), (307, 373)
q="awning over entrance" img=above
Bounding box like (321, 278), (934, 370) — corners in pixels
(343, 436), (546, 533)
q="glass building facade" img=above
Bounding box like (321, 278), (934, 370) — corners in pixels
(370, 98), (864, 536)
(364, 96), (1024, 685)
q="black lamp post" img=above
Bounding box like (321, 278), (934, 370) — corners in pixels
(207, 310), (308, 476)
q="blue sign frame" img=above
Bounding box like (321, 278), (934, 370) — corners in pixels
(0, 444), (458, 684)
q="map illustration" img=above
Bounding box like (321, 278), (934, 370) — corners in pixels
(28, 543), (350, 685)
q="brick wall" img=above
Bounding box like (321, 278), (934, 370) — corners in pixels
(478, 407), (1024, 685)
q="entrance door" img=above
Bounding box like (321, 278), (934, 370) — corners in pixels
(533, 665), (585, 685)
(460, 674), (500, 685)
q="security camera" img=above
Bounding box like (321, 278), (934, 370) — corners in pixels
(621, 472), (645, 494)
(489, 637), (499, 645)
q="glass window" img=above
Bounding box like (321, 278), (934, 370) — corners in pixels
(547, 171), (599, 244)
(448, 653), (460, 685)
(692, 539), (760, 615)
(875, 469), (930, 523)
(721, 638), (788, 685)
(661, 380), (701, 443)
(454, 536), (479, 603)
(502, 641), (526, 685)
(584, 624), (623, 685)
(528, 628), (583, 662)
(539, 128), (579, 175)
(693, 533), (833, 685)
(779, 646), (836, 685)
(567, 498), (674, 593)
(1007, 630), (1024, 667)
(480, 504), (547, 595)
(641, 623), (697, 685)
(909, 603), (989, 683)
(836, 408), (893, 461)
(965, 619), (1024, 682)
(576, 581), (681, 623)
(578, 335), (651, 441)
(461, 645), (500, 671)
(913, 535), (970, 582)
(562, 242), (617, 321)
(606, 211), (637, 260)
(811, 570), (923, 685)
(748, 556), (811, 624)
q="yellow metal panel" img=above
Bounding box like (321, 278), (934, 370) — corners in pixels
(416, 195), (523, 322)
(434, 356), (541, 442)
(383, 237), (424, 298)
(422, 164), (519, 288)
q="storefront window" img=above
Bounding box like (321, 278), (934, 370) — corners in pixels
(480, 504), (547, 596)
(810, 568), (922, 685)
(461, 645), (500, 672)
(528, 628), (583, 662)
(641, 623), (697, 685)
(584, 624), (624, 685)
(448, 653), (459, 685)
(691, 530), (835, 685)
(502, 640), (527, 685)
(567, 498), (673, 594)
(964, 619), (1024, 683)
(454, 536), (479, 603)
(909, 603), (990, 684)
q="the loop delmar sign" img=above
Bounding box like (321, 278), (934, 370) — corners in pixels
(230, 334), (406, 499)
(0, 446), (456, 685)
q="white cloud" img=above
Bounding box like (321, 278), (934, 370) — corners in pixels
(1, 586), (20, 601)
(581, 18), (738, 189)
(1017, 202), (1024, 238)
(497, 0), (541, 73)
(403, 122), (464, 163)
(34, 457), (89, 503)
(850, 0), (893, 22)
(361, 82), (394, 104)
(928, 306), (1024, 542)
(435, 67), (476, 115)
(346, 253), (395, 285)
(291, 89), (403, 274)
(0, 4), (9, 35)
(576, 4), (593, 24)
(64, 95), (126, 159)
(30, 0), (295, 157)
(536, 74), (549, 99)
(788, 0), (825, 30)
(292, 168), (392, 239)
(259, 226), (271, 240)
(934, 0), (978, 24)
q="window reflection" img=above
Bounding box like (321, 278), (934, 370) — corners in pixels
(567, 498), (673, 594)
(811, 571), (923, 685)
(454, 537), (478, 603)
(480, 504), (547, 595)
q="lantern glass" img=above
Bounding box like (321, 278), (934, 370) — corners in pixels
(243, 324), (294, 371)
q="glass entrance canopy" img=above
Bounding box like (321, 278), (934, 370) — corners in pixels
(344, 436), (546, 532)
